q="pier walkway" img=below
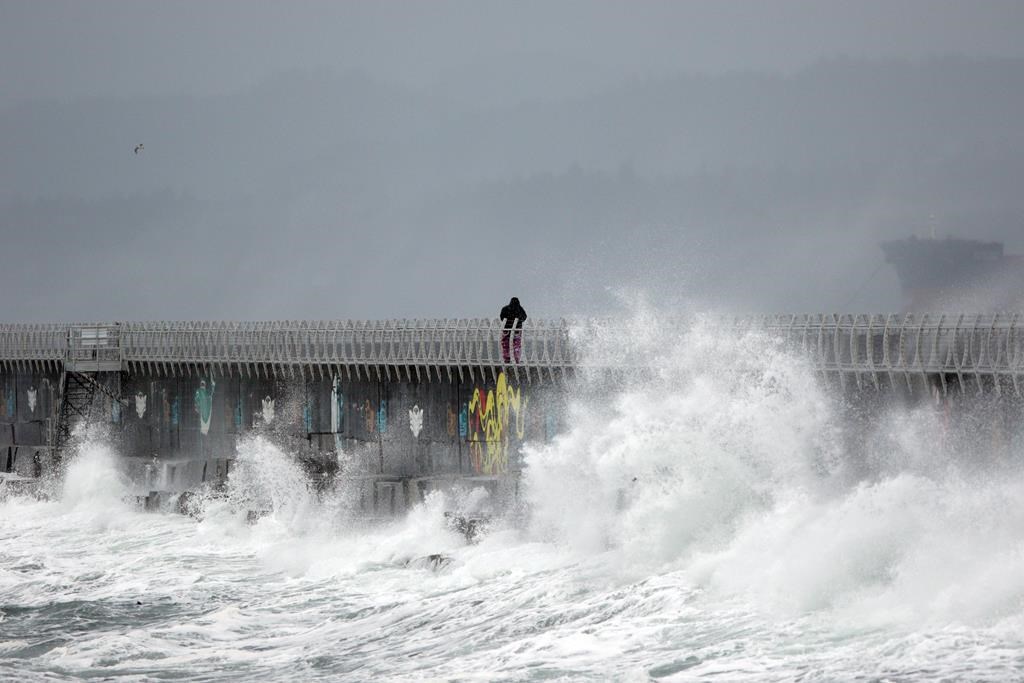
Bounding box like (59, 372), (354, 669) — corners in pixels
(1, 314), (1023, 393)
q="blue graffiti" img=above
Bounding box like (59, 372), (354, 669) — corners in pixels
(304, 403), (313, 433)
(112, 400), (121, 424)
(235, 397), (243, 427)
(377, 399), (387, 434)
(458, 402), (468, 439)
(171, 397), (180, 426)
(5, 387), (13, 419)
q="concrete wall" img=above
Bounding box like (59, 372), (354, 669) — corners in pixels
(116, 370), (565, 481)
(8, 362), (1020, 510)
(0, 366), (567, 496)
(0, 368), (60, 478)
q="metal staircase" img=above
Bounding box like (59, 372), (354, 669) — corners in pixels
(50, 324), (125, 464)
(52, 372), (98, 458)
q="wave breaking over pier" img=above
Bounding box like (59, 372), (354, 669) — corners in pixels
(2, 312), (1024, 679)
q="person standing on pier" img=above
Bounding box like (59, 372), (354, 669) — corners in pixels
(500, 297), (527, 363)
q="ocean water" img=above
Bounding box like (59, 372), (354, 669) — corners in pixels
(2, 320), (1024, 681)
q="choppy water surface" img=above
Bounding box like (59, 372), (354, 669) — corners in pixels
(3, 320), (1024, 681)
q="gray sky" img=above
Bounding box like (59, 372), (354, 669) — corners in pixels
(2, 1), (1024, 321)
(4, 1), (1024, 106)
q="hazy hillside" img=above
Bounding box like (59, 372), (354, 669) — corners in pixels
(3, 57), (1023, 319)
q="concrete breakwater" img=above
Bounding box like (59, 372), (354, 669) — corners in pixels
(1, 319), (580, 512)
(5, 315), (1024, 513)
(0, 363), (564, 514)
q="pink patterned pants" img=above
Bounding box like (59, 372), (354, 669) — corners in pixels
(501, 330), (522, 363)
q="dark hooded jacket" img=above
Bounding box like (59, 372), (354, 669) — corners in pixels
(500, 297), (527, 330)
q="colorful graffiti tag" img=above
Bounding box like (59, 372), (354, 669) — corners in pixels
(260, 396), (275, 424)
(447, 404), (457, 437)
(409, 404), (423, 438)
(331, 376), (344, 451)
(363, 399), (375, 434)
(194, 378), (215, 434)
(377, 399), (388, 434)
(467, 372), (527, 475)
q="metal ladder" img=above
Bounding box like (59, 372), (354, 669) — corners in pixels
(52, 371), (98, 459)
(50, 324), (126, 464)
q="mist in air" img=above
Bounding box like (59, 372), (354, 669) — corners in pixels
(5, 5), (1024, 679)
(2, 1), (1024, 321)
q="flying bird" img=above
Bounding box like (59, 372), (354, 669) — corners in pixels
(134, 143), (144, 155)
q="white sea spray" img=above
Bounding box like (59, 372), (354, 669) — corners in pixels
(2, 309), (1023, 680)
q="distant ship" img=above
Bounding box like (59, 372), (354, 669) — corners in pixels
(881, 236), (1024, 311)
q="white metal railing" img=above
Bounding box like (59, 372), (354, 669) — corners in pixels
(117, 318), (574, 368)
(0, 323), (67, 364)
(68, 324), (122, 367)
(751, 312), (1024, 378)
(1, 315), (1024, 383)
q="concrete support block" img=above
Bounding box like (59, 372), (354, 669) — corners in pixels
(13, 448), (40, 478)
(374, 480), (406, 516)
(13, 422), (43, 446)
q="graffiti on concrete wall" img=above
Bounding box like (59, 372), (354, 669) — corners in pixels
(331, 377), (344, 431)
(5, 386), (13, 418)
(194, 378), (215, 435)
(331, 376), (344, 451)
(409, 404), (423, 438)
(27, 387), (37, 414)
(459, 402), (468, 439)
(447, 404), (457, 437)
(135, 392), (147, 418)
(260, 396), (275, 425)
(363, 399), (375, 433)
(162, 390), (181, 428)
(357, 398), (388, 435)
(467, 372), (527, 475)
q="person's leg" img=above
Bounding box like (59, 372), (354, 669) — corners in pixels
(501, 330), (511, 363)
(513, 331), (522, 362)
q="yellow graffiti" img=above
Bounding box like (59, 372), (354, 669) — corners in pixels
(468, 372), (527, 475)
